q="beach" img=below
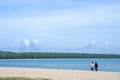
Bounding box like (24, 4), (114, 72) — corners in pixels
(0, 67), (119, 80)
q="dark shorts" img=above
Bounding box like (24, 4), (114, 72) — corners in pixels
(90, 67), (94, 71)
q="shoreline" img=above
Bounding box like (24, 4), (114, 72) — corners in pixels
(0, 67), (119, 80)
(0, 66), (119, 73)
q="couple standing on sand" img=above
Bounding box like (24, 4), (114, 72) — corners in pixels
(90, 61), (98, 71)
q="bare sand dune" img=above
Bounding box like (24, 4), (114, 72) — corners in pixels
(0, 67), (119, 80)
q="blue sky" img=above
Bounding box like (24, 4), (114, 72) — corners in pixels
(0, 0), (120, 53)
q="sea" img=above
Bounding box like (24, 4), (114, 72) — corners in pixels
(0, 59), (120, 72)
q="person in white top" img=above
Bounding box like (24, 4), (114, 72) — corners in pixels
(90, 61), (94, 71)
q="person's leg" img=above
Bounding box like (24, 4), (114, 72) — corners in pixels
(95, 67), (97, 71)
(90, 68), (92, 70)
(95, 67), (98, 71)
(96, 67), (98, 71)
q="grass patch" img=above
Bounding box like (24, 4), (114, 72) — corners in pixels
(0, 77), (51, 80)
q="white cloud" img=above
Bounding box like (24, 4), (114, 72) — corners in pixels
(32, 40), (40, 45)
(23, 38), (30, 46)
(19, 38), (41, 52)
(90, 40), (97, 46)
(22, 39), (40, 47)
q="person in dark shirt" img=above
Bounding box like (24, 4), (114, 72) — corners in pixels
(94, 62), (98, 71)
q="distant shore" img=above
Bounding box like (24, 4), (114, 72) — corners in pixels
(0, 51), (120, 59)
(0, 67), (119, 80)
(0, 58), (120, 60)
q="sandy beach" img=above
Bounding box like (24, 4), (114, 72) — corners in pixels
(0, 67), (119, 80)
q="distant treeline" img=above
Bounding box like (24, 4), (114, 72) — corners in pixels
(0, 51), (120, 59)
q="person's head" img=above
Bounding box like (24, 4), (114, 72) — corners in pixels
(91, 61), (94, 63)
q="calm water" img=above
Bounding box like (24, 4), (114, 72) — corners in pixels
(0, 59), (120, 72)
